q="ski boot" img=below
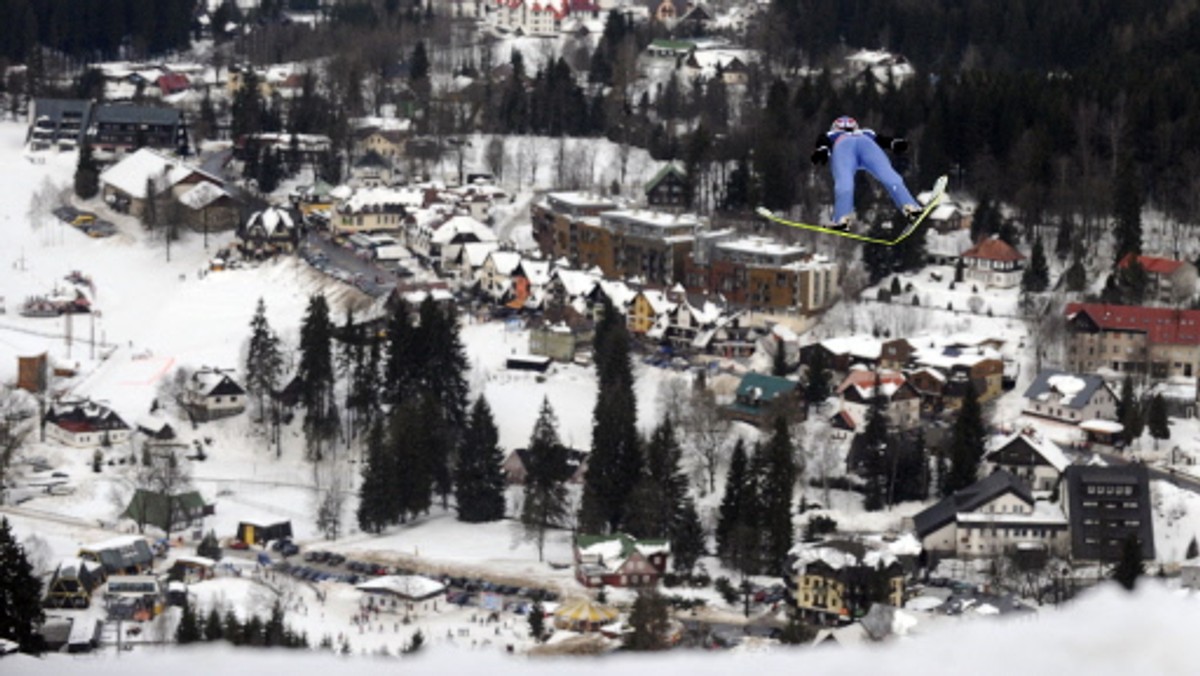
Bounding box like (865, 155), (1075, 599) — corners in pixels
(828, 214), (854, 232)
(903, 204), (924, 226)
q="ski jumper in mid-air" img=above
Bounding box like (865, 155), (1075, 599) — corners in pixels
(811, 116), (922, 230)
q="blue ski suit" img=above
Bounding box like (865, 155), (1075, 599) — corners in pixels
(813, 129), (918, 223)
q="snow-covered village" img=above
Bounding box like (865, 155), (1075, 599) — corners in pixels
(1, 1), (1200, 674)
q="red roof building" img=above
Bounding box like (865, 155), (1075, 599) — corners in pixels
(1065, 302), (1200, 379)
(961, 237), (1024, 289)
(1116, 253), (1198, 303)
(1118, 253), (1184, 276)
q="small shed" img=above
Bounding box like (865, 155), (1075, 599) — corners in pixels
(78, 536), (154, 575)
(236, 520), (292, 545)
(170, 555), (216, 583)
(1080, 419), (1124, 450)
(44, 558), (104, 608)
(506, 354), (552, 373)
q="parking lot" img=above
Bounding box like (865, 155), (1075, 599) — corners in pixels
(267, 545), (561, 609)
(300, 232), (420, 299)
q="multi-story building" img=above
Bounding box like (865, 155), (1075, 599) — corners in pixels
(27, 99), (188, 156)
(43, 400), (131, 448)
(89, 104), (189, 156)
(531, 191), (619, 260)
(1022, 369), (1118, 425)
(911, 470), (1070, 559)
(333, 187), (416, 235)
(911, 344), (1005, 403)
(1065, 303), (1200, 379)
(684, 233), (839, 314)
(27, 99), (92, 151)
(960, 236), (1024, 289)
(835, 368), (921, 432)
(1062, 464), (1155, 563)
(787, 539), (907, 624)
(983, 428), (1071, 493)
(1117, 253), (1199, 305)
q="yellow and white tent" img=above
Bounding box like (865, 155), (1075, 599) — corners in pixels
(553, 597), (619, 632)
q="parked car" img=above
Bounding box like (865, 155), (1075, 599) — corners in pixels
(229, 539), (250, 550)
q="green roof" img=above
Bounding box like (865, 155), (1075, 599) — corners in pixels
(644, 163), (686, 193)
(649, 39), (697, 52)
(575, 533), (670, 559)
(122, 489), (208, 532)
(735, 372), (798, 402)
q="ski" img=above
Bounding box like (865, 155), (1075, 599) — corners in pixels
(757, 174), (948, 246)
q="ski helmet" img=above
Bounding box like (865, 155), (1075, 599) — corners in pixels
(831, 116), (859, 132)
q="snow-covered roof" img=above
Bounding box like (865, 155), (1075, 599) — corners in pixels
(637, 290), (676, 316)
(1023, 369), (1109, 409)
(189, 367), (244, 397)
(820, 335), (882, 360)
(988, 428), (1071, 472)
(552, 268), (600, 298)
(99, 148), (219, 199)
(790, 539), (899, 572)
(485, 250), (522, 275)
(520, 260), (552, 286)
(913, 345), (1001, 370)
(431, 215), (496, 245)
(338, 186), (423, 213)
(356, 575), (446, 600)
(1080, 419), (1124, 434)
(247, 206), (295, 237)
(178, 181), (229, 210)
(837, 369), (907, 400)
(460, 242), (499, 268)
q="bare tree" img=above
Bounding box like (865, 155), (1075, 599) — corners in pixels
(0, 387), (36, 502)
(677, 382), (732, 496)
(799, 417), (838, 507)
(130, 450), (193, 540)
(314, 461), (346, 541)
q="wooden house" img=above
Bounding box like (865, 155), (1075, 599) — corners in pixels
(574, 533), (670, 588)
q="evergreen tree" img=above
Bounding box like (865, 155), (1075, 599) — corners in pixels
(454, 396), (507, 522)
(625, 589), (671, 651)
(0, 518), (44, 653)
(1186, 536), (1199, 561)
(672, 498), (706, 575)
(257, 148), (283, 194)
(1147, 393), (1169, 449)
(357, 420), (394, 533)
(804, 347), (832, 409)
(759, 417), (795, 576)
(176, 601), (203, 644)
(1112, 534), (1144, 591)
(580, 322), (641, 533)
(231, 68), (265, 140)
(1065, 242), (1088, 292)
(264, 601), (286, 647)
(521, 398), (569, 561)
(245, 298), (282, 428)
(197, 530), (221, 560)
(716, 439), (749, 561)
(772, 336), (788, 376)
(346, 328), (379, 438)
(1112, 154), (1142, 263)
(1055, 217), (1074, 261)
(223, 609), (243, 645)
(944, 382), (986, 496)
(298, 294), (336, 461)
(419, 300), (470, 508)
(860, 373), (891, 512)
(204, 606), (224, 642)
(74, 142), (99, 199)
(384, 300), (418, 406)
(1117, 375), (1144, 446)
(1022, 236), (1050, 293)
